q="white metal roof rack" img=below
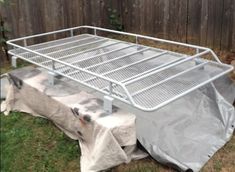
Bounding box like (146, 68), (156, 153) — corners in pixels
(7, 26), (233, 112)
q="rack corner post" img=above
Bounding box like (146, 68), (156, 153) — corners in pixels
(11, 56), (18, 68)
(103, 95), (114, 114)
(48, 71), (56, 86)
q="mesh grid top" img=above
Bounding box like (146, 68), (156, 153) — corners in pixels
(7, 26), (233, 111)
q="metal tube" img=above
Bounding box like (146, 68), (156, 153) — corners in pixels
(28, 34), (89, 49)
(80, 26), (210, 52)
(136, 66), (233, 111)
(72, 45), (137, 67)
(102, 51), (168, 75)
(8, 25), (210, 54)
(21, 35), (95, 56)
(209, 49), (222, 64)
(109, 82), (113, 95)
(9, 52), (135, 106)
(65, 45), (142, 75)
(7, 42), (128, 89)
(7, 26), (84, 42)
(32, 37), (109, 65)
(45, 38), (108, 55)
(56, 45), (137, 74)
(23, 39), (27, 46)
(131, 62), (208, 97)
(94, 28), (97, 36)
(70, 29), (74, 37)
(41, 42), (122, 66)
(195, 48), (200, 65)
(52, 60), (55, 70)
(54, 42), (119, 61)
(121, 55), (187, 83)
(124, 50), (210, 85)
(83, 50), (167, 83)
(7, 26), (233, 112)
(85, 47), (149, 70)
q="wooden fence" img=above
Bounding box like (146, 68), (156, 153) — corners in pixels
(1, 0), (235, 51)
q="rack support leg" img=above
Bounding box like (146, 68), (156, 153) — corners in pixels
(48, 71), (56, 86)
(103, 95), (113, 115)
(11, 56), (18, 68)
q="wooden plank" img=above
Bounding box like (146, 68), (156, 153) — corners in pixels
(90, 0), (100, 27)
(221, 0), (234, 50)
(131, 0), (141, 33)
(82, 0), (91, 26)
(187, 0), (202, 44)
(231, 0), (235, 51)
(178, 0), (188, 42)
(62, 0), (72, 28)
(167, 0), (187, 42)
(168, 0), (176, 40)
(42, 0), (65, 41)
(0, 1), (14, 39)
(141, 0), (154, 35)
(200, 0), (209, 46)
(153, 0), (164, 38)
(206, 0), (216, 48)
(100, 0), (109, 28)
(213, 0), (224, 49)
(162, 0), (170, 39)
(121, 0), (131, 32)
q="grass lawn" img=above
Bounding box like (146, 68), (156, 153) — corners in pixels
(0, 112), (80, 172)
(1, 111), (234, 172)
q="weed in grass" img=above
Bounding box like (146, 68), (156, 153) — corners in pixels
(214, 160), (222, 172)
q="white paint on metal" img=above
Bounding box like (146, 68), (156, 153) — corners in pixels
(7, 26), (234, 112)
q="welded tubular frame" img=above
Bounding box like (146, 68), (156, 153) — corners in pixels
(7, 26), (234, 112)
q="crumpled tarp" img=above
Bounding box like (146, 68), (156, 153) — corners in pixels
(1, 66), (234, 172)
(1, 67), (147, 172)
(130, 76), (235, 171)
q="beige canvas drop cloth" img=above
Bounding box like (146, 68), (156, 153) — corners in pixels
(1, 67), (147, 172)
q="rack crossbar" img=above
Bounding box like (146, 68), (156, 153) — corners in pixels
(124, 50), (210, 85)
(67, 45), (147, 76)
(121, 55), (187, 84)
(131, 62), (208, 97)
(83, 50), (166, 83)
(7, 26), (233, 112)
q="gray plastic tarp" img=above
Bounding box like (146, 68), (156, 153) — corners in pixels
(131, 76), (235, 171)
(1, 66), (235, 172)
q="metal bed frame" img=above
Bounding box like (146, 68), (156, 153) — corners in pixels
(7, 26), (234, 113)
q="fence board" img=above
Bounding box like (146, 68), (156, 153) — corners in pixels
(213, 0), (224, 49)
(200, 0), (208, 46)
(1, 0), (234, 51)
(232, 0), (235, 51)
(221, 0), (234, 51)
(187, 0), (202, 45)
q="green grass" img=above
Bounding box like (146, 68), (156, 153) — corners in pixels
(1, 111), (234, 172)
(0, 112), (80, 172)
(0, 59), (30, 75)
